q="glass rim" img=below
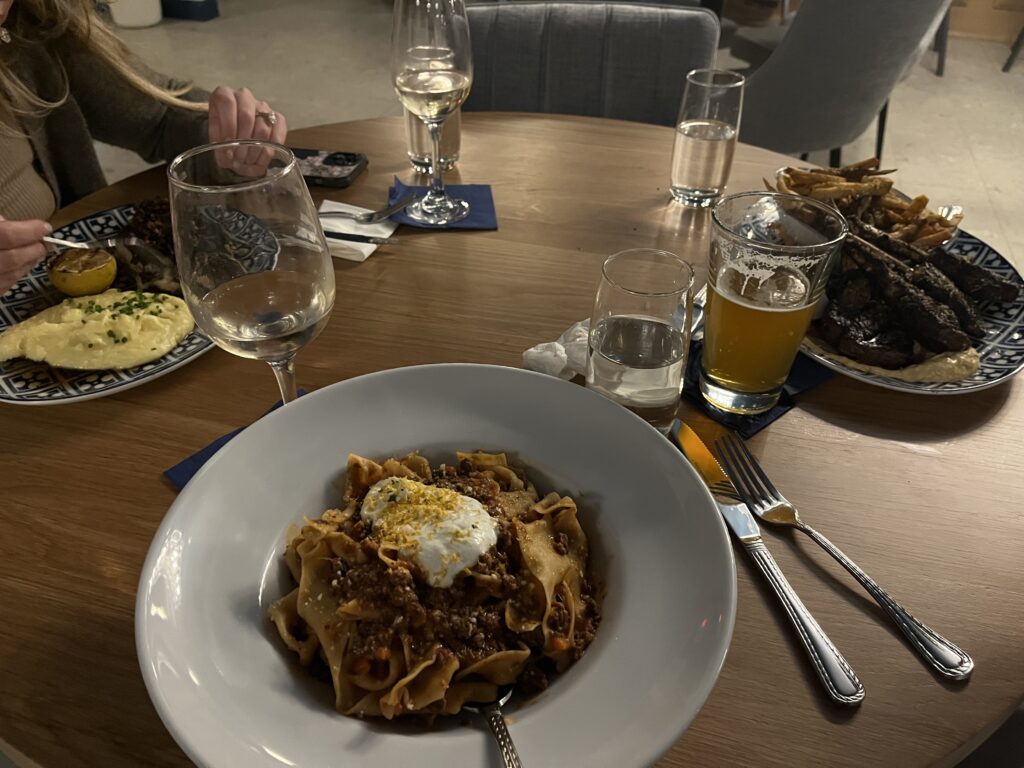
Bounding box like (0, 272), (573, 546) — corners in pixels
(711, 192), (849, 253)
(167, 140), (297, 193)
(686, 68), (746, 89)
(601, 248), (695, 298)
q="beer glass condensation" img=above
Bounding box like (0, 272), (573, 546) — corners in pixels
(699, 193), (847, 415)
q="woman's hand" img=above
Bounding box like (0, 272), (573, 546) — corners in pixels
(207, 87), (288, 175)
(0, 217), (51, 295)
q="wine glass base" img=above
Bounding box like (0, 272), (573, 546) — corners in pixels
(405, 194), (470, 226)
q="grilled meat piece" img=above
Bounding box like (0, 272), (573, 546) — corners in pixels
(846, 239), (970, 353)
(849, 219), (928, 264)
(124, 198), (175, 258)
(925, 248), (1021, 304)
(827, 268), (873, 312)
(852, 217), (1021, 304)
(116, 198), (181, 294)
(817, 300), (918, 369)
(909, 263), (982, 336)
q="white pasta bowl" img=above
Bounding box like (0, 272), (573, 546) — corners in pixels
(136, 364), (736, 767)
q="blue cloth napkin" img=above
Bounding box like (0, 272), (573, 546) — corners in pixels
(389, 177), (498, 230)
(682, 340), (833, 439)
(163, 389), (306, 491)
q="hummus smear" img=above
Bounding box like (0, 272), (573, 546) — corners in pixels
(0, 289), (194, 370)
(803, 338), (980, 383)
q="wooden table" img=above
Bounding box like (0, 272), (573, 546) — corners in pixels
(2, 114), (1022, 768)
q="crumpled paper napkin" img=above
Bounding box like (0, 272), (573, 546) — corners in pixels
(522, 319), (833, 439)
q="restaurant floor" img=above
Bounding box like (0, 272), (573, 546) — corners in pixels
(88, 1), (1023, 766)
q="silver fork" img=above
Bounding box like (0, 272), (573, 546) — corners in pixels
(714, 432), (974, 681)
(43, 235), (149, 251)
(318, 192), (417, 224)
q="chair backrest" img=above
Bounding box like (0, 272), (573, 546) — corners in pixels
(464, 2), (719, 126)
(739, 0), (949, 154)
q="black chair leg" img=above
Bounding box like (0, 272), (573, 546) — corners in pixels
(875, 100), (888, 162)
(829, 147), (842, 168)
(1004, 25), (1024, 72)
(799, 152), (809, 162)
(936, 8), (950, 76)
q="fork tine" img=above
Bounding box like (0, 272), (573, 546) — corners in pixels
(733, 436), (782, 502)
(714, 435), (762, 509)
(719, 433), (773, 509)
(720, 433), (773, 509)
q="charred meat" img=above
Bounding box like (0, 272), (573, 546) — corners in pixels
(124, 199), (175, 258)
(925, 249), (1020, 304)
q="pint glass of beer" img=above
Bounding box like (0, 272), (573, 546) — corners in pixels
(700, 192), (847, 414)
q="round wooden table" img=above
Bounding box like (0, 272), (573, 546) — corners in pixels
(2, 114), (1022, 768)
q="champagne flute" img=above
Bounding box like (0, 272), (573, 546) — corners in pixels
(168, 140), (336, 403)
(391, 0), (473, 225)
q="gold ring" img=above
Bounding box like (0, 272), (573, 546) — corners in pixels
(256, 110), (277, 127)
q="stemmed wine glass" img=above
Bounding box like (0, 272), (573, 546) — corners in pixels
(391, 0), (473, 225)
(168, 140), (336, 403)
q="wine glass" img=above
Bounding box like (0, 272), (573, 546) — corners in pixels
(391, 0), (473, 225)
(168, 140), (336, 403)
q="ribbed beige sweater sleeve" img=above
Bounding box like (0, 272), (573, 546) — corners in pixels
(0, 125), (56, 221)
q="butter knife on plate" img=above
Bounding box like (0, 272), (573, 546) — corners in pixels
(669, 420), (865, 707)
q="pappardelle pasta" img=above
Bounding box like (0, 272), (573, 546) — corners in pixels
(268, 451), (601, 719)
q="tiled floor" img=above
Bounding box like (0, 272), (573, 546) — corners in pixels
(100, 0), (1024, 272)
(91, 5), (1023, 765)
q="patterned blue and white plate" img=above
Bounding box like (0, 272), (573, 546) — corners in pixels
(0, 205), (211, 406)
(0, 204), (276, 409)
(800, 230), (1024, 394)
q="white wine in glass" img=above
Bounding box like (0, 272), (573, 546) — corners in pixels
(169, 141), (336, 403)
(392, 0), (473, 226)
(395, 69), (472, 119)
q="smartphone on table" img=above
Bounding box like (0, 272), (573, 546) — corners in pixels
(291, 149), (368, 188)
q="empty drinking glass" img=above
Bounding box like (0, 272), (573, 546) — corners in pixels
(670, 69), (745, 208)
(586, 249), (695, 431)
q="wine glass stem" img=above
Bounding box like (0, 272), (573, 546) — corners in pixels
(269, 358), (298, 403)
(427, 119), (445, 197)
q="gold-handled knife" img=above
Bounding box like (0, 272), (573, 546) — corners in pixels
(669, 420), (865, 707)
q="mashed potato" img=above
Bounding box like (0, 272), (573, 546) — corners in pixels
(0, 289), (194, 370)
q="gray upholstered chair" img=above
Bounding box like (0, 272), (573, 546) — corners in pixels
(737, 0), (948, 164)
(463, 2), (719, 127)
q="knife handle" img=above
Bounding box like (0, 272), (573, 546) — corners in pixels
(798, 522), (973, 680)
(744, 541), (865, 706)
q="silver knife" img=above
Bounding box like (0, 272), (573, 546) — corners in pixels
(669, 420), (865, 707)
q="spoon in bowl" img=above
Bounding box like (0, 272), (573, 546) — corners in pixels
(463, 686), (522, 768)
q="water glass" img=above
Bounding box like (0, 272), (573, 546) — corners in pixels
(700, 192), (847, 415)
(586, 249), (695, 431)
(670, 69), (745, 208)
(406, 107), (460, 174)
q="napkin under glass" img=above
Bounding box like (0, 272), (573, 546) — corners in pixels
(388, 177), (498, 230)
(522, 320), (833, 439)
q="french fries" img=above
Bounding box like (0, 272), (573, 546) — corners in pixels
(772, 157), (960, 247)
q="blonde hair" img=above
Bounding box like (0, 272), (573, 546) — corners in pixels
(0, 0), (207, 125)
